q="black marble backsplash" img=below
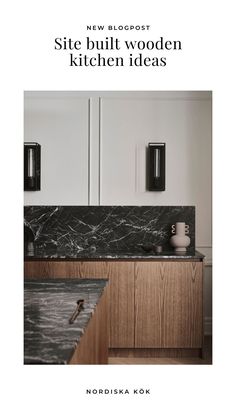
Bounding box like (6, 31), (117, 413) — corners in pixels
(24, 206), (195, 254)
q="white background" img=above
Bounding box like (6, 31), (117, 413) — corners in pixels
(1, 0), (235, 418)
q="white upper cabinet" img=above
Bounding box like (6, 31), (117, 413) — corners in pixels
(99, 92), (211, 247)
(100, 93), (211, 207)
(24, 92), (89, 205)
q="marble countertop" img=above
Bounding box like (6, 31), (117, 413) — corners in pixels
(24, 278), (108, 365)
(24, 247), (205, 261)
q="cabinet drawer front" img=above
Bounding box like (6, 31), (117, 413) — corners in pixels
(24, 261), (109, 279)
(135, 261), (203, 348)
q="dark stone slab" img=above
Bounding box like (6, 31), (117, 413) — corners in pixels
(24, 206), (195, 256)
(24, 278), (108, 364)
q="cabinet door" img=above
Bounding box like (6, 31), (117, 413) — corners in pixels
(79, 262), (135, 348)
(59, 261), (135, 348)
(135, 261), (203, 348)
(107, 262), (135, 348)
(24, 93), (89, 205)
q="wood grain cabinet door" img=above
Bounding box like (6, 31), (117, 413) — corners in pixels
(107, 262), (135, 348)
(61, 261), (135, 348)
(62, 261), (135, 348)
(134, 261), (203, 348)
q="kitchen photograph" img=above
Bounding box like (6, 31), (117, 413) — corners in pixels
(24, 90), (212, 365)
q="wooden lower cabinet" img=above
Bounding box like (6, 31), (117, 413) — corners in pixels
(24, 260), (203, 351)
(135, 261), (203, 348)
(107, 262), (135, 348)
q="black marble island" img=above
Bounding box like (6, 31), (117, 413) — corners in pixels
(24, 278), (108, 364)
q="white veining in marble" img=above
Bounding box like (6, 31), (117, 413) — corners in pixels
(24, 279), (108, 364)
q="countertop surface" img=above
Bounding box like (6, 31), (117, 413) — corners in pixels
(24, 247), (205, 261)
(24, 278), (108, 364)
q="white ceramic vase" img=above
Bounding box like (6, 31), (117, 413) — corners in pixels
(170, 222), (190, 252)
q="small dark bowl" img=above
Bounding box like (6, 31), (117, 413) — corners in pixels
(141, 244), (154, 252)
